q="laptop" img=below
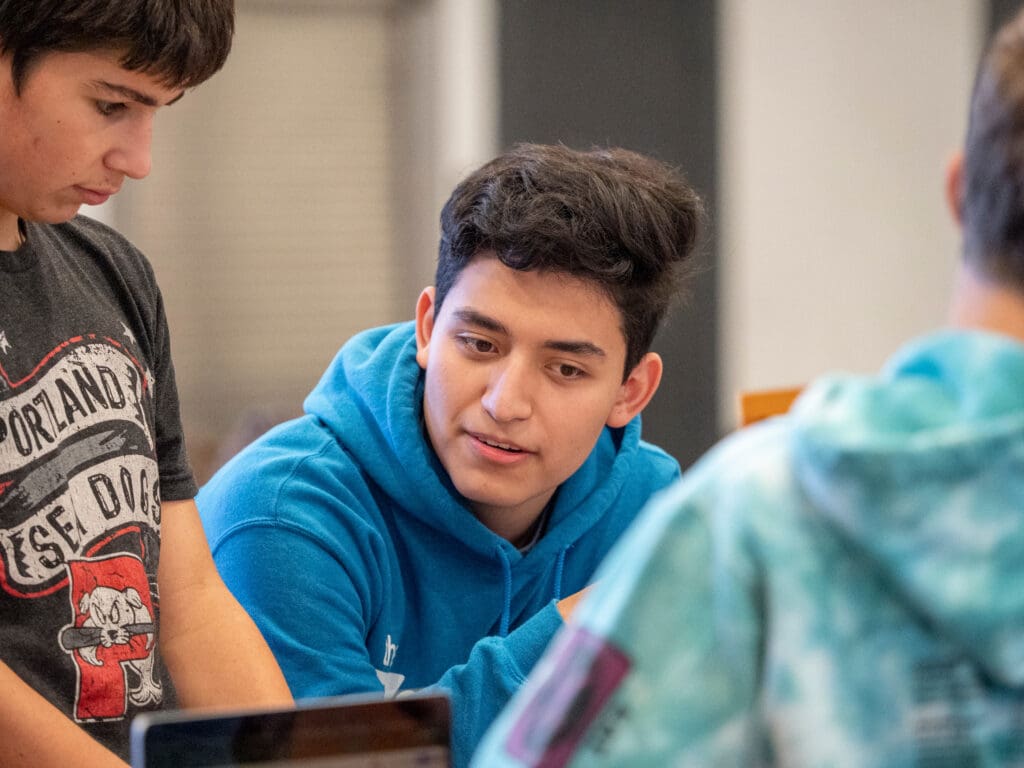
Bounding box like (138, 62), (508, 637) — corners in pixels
(129, 691), (451, 768)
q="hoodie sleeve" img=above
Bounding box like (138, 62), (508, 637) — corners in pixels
(432, 601), (563, 767)
(205, 520), (389, 697)
(469, 454), (765, 767)
(198, 437), (392, 701)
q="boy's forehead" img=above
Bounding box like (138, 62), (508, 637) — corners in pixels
(24, 48), (183, 98)
(443, 257), (628, 345)
(453, 254), (614, 304)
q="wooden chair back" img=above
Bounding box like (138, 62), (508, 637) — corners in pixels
(737, 386), (803, 427)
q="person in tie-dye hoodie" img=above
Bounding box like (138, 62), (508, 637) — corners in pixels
(472, 9), (1024, 768)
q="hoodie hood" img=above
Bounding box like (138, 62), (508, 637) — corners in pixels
(791, 329), (1024, 686)
(303, 322), (652, 564)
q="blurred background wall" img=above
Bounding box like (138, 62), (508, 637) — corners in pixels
(96, 0), (994, 481)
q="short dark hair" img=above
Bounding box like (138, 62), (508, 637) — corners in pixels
(961, 7), (1024, 287)
(435, 143), (704, 378)
(0, 0), (234, 94)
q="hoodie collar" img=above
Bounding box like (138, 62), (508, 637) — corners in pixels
(792, 329), (1024, 685)
(305, 322), (645, 562)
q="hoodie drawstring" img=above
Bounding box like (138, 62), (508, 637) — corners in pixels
(552, 548), (567, 602)
(497, 545), (570, 636)
(498, 547), (513, 637)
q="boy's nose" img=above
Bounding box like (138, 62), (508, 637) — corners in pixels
(481, 363), (533, 422)
(104, 117), (154, 180)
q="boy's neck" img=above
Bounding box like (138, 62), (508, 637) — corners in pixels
(0, 211), (22, 251)
(472, 492), (555, 545)
(948, 260), (1024, 343)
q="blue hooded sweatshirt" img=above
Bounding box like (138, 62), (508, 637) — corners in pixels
(474, 329), (1024, 767)
(196, 321), (680, 766)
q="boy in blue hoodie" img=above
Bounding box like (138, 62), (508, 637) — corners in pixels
(197, 143), (704, 766)
(473, 10), (1024, 768)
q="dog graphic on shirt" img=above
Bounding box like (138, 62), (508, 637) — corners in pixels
(77, 585), (162, 707)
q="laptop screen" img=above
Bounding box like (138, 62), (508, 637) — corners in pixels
(130, 692), (451, 768)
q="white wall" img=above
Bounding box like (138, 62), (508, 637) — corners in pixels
(718, 0), (984, 429)
(391, 0), (499, 306)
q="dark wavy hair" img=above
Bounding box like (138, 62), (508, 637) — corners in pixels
(961, 7), (1024, 287)
(0, 0), (234, 93)
(435, 143), (704, 378)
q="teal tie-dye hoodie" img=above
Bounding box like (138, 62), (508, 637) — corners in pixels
(473, 329), (1024, 767)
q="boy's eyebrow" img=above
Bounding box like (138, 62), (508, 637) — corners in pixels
(93, 80), (185, 107)
(451, 308), (606, 357)
(545, 339), (606, 357)
(451, 308), (508, 334)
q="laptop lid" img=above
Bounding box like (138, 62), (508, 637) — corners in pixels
(129, 691), (451, 768)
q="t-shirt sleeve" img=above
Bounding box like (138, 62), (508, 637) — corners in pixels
(73, 216), (197, 500)
(149, 286), (196, 501)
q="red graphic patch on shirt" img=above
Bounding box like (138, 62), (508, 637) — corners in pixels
(504, 626), (630, 768)
(59, 554), (161, 721)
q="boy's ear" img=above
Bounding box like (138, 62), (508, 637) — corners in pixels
(606, 352), (663, 428)
(414, 287), (437, 370)
(946, 150), (964, 228)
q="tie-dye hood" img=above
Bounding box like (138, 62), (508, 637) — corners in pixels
(790, 329), (1024, 687)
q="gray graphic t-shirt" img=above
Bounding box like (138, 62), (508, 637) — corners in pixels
(0, 216), (195, 759)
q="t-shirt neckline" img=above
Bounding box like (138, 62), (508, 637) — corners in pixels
(0, 220), (40, 272)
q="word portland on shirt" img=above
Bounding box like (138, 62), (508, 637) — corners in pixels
(0, 337), (160, 597)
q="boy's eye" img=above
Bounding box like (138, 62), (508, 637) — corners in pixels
(459, 336), (495, 354)
(95, 101), (127, 117)
(556, 363), (585, 379)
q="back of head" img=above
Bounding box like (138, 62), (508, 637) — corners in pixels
(961, 7), (1024, 287)
(0, 0), (234, 93)
(435, 143), (704, 377)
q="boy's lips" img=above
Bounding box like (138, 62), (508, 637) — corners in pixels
(75, 185), (119, 205)
(469, 431), (530, 453)
(467, 431), (534, 464)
